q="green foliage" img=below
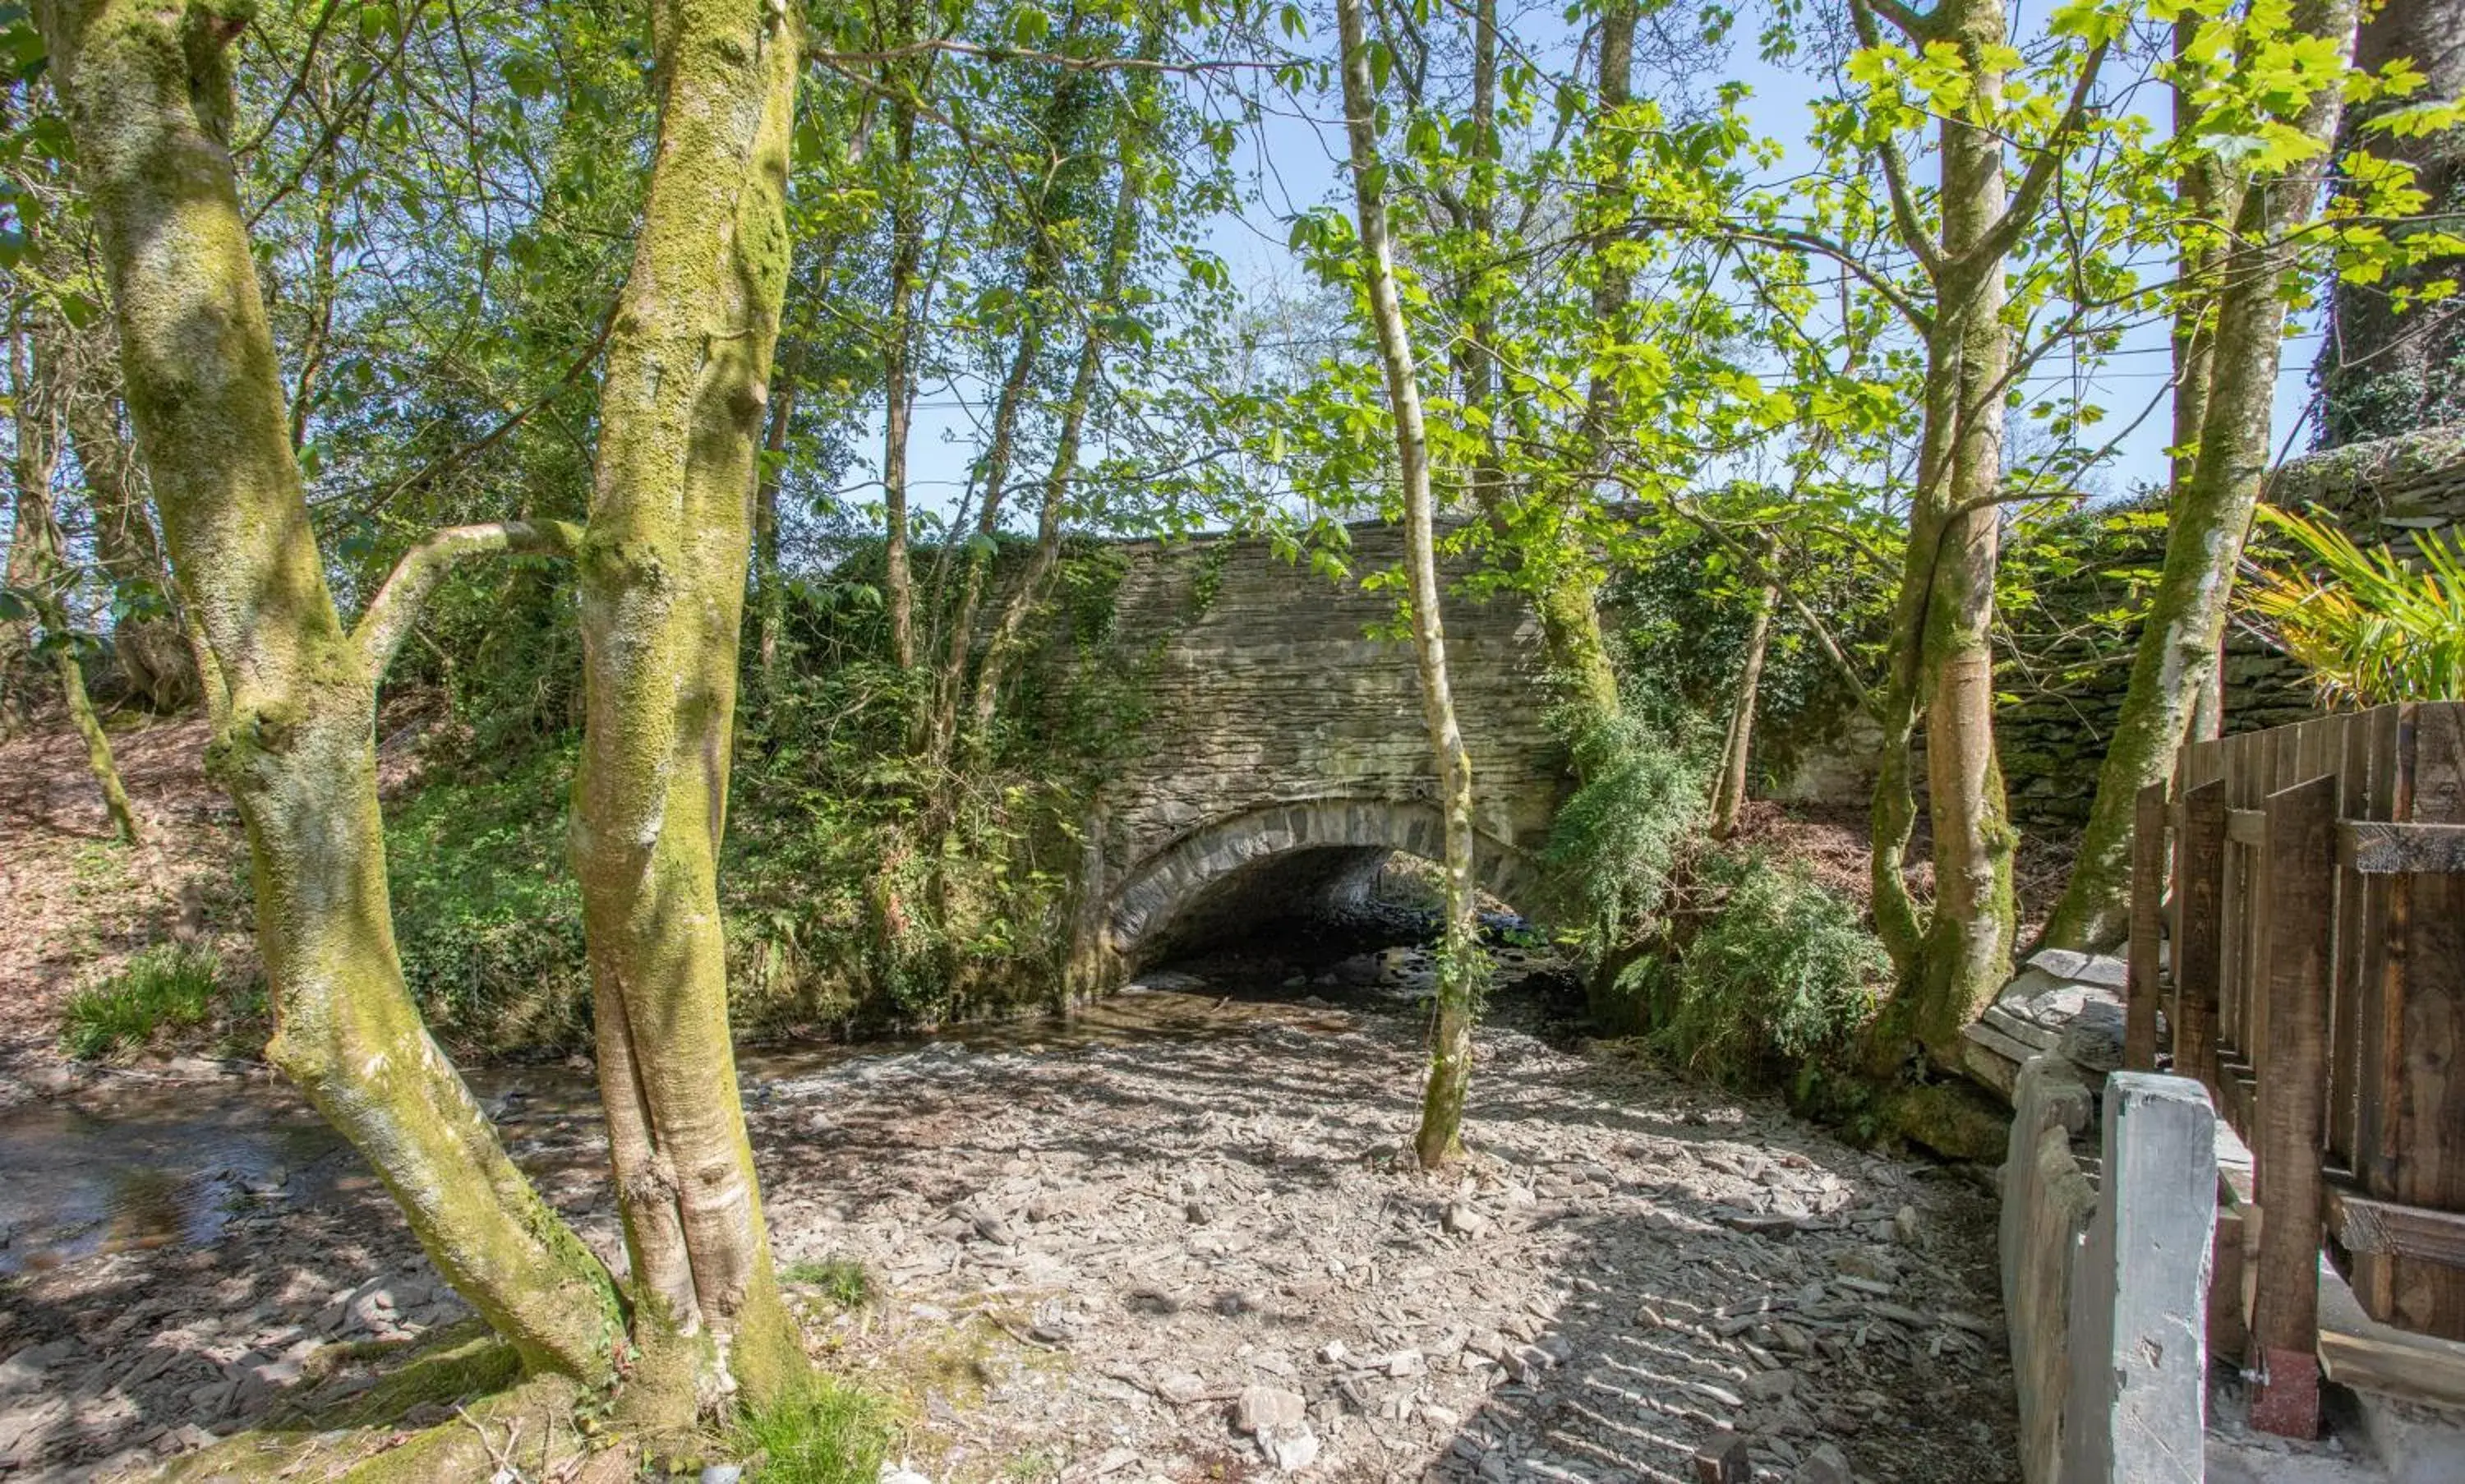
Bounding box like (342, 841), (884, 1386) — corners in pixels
(385, 748), (592, 1053)
(781, 1258), (874, 1309)
(1639, 851), (1887, 1088)
(1601, 525), (1887, 786)
(2245, 505), (2465, 707)
(1542, 700), (1716, 939)
(59, 943), (223, 1061)
(729, 1378), (896, 1484)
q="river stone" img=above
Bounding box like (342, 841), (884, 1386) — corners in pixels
(1234, 1385), (1305, 1436)
(1159, 1372), (1208, 1405)
(1260, 1423), (1320, 1472)
(1797, 1442), (1853, 1483)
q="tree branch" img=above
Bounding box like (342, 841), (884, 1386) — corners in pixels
(1971, 39), (2113, 269)
(352, 519), (583, 676)
(1629, 217), (1934, 336)
(1861, 0), (1934, 40)
(1847, 0), (1947, 279)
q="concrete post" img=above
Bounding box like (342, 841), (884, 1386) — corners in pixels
(2063, 1072), (2220, 1484)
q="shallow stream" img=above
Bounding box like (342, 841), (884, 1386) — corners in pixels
(0, 919), (1561, 1279)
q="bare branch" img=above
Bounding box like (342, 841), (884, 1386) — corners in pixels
(352, 519), (583, 676)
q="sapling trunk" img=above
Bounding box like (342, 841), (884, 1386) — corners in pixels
(965, 45), (1158, 754)
(880, 86), (924, 674)
(1334, 0), (1485, 1168)
(1710, 584), (1776, 841)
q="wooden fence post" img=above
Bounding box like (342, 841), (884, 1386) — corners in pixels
(2175, 780), (2228, 1096)
(2249, 773), (2338, 1438)
(2126, 781), (2167, 1072)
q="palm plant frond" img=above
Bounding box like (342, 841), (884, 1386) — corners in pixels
(2242, 505), (2465, 710)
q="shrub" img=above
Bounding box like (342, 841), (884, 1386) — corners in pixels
(385, 748), (593, 1054)
(1542, 703), (1715, 939)
(1643, 850), (1886, 1086)
(730, 1377), (896, 1484)
(60, 942), (222, 1061)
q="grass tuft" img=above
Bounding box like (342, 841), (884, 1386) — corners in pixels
(730, 1377), (896, 1484)
(781, 1257), (874, 1310)
(60, 942), (222, 1061)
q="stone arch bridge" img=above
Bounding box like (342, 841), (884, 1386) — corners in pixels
(1056, 520), (1569, 979)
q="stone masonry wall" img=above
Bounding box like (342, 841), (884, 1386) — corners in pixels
(1066, 520), (1568, 966)
(1997, 423), (2465, 826)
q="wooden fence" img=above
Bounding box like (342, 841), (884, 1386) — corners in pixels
(2128, 701), (2465, 1436)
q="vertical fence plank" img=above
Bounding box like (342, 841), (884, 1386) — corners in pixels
(2249, 773), (2338, 1438)
(2218, 735), (2250, 1067)
(2177, 779), (2229, 1102)
(2127, 782), (2168, 1072)
(2387, 703), (2465, 1339)
(2330, 712), (2371, 1171)
(2353, 705), (2406, 1322)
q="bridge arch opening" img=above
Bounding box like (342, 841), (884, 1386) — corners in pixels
(1102, 799), (1544, 970)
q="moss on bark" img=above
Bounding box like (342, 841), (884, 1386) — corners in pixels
(570, 0), (809, 1414)
(39, 0), (622, 1384)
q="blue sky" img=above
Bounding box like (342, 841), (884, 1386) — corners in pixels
(879, 11), (2324, 527)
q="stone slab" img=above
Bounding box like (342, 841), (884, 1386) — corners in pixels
(2002, 1056), (2097, 1484)
(1984, 1002), (2065, 1051)
(2062, 1072), (2218, 1484)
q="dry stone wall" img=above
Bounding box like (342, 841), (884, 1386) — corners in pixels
(1998, 423), (2465, 826)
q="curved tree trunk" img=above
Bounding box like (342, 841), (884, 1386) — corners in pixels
(569, 0), (807, 1416)
(1336, 0), (1483, 1169)
(63, 380), (197, 712)
(8, 324), (141, 842)
(37, 0), (621, 1380)
(2042, 0), (2361, 950)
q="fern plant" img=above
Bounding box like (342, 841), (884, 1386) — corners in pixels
(2242, 505), (2465, 709)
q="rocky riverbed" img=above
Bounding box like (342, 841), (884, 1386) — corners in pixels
(0, 954), (2019, 1483)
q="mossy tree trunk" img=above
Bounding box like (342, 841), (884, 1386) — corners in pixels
(1545, 0), (1637, 729)
(65, 379), (199, 712)
(36, 0), (623, 1380)
(569, 0), (807, 1417)
(1336, 0), (1484, 1169)
(2318, 0), (2465, 444)
(2043, 0), (2360, 950)
(878, 35), (927, 675)
(1709, 583), (1775, 841)
(1855, 0), (2102, 1068)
